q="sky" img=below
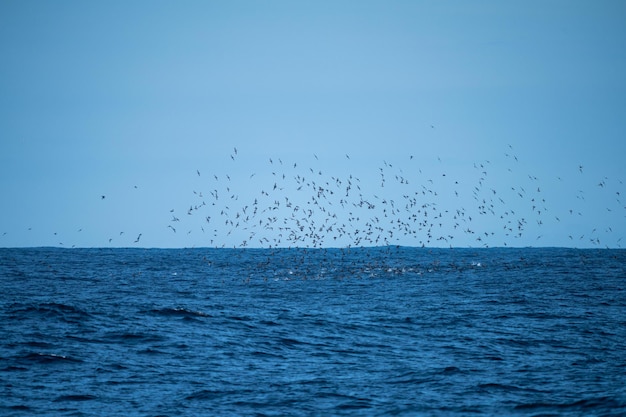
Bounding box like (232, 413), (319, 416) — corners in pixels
(1, 0), (625, 249)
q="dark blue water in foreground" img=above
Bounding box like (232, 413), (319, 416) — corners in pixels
(1, 247), (625, 416)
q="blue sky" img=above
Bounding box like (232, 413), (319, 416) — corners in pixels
(1, 1), (625, 248)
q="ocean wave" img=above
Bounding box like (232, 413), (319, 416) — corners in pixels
(53, 394), (97, 402)
(15, 352), (83, 365)
(514, 396), (623, 411)
(7, 302), (92, 323)
(146, 307), (212, 318)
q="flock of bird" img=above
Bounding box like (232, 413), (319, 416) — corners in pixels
(3, 145), (623, 249)
(152, 145), (623, 249)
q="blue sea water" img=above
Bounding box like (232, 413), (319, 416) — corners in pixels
(1, 247), (625, 416)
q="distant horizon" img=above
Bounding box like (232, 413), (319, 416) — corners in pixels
(2, 244), (623, 251)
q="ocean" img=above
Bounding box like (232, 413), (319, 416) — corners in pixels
(1, 247), (625, 416)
